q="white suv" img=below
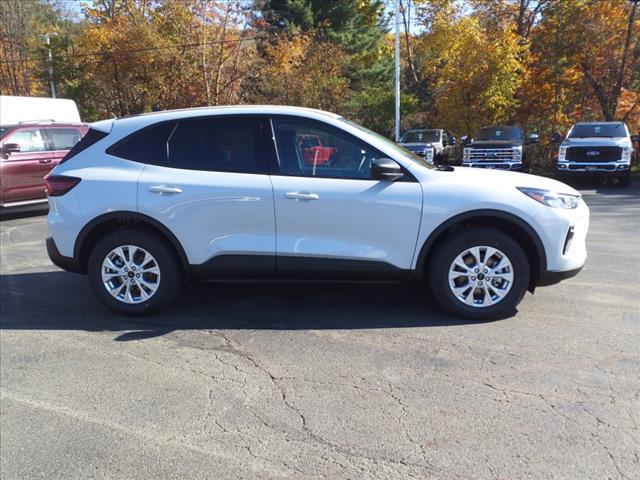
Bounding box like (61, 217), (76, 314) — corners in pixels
(45, 106), (589, 319)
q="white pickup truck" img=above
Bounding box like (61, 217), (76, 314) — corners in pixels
(555, 122), (635, 187)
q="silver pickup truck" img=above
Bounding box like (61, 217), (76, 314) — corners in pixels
(555, 122), (635, 187)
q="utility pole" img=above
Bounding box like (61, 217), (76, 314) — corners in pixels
(42, 33), (57, 98)
(394, 0), (400, 142)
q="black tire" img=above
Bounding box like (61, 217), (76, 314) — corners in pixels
(88, 229), (182, 316)
(428, 227), (530, 320)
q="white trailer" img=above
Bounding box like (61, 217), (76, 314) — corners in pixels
(0, 96), (81, 125)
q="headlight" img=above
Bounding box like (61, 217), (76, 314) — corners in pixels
(558, 146), (567, 162)
(517, 187), (580, 209)
(512, 145), (522, 160)
(425, 148), (434, 164)
(621, 146), (631, 163)
(463, 147), (471, 160)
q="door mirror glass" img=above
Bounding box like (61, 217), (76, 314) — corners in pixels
(371, 158), (404, 181)
(1, 143), (20, 156)
(460, 135), (470, 146)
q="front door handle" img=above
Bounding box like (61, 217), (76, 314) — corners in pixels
(38, 159), (53, 164)
(149, 185), (183, 195)
(285, 192), (319, 201)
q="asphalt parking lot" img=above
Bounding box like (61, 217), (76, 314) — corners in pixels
(1, 181), (639, 480)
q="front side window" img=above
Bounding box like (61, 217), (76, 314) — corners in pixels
(4, 128), (46, 152)
(44, 127), (81, 150)
(167, 117), (263, 173)
(272, 118), (380, 179)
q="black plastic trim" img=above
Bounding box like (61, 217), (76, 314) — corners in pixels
(46, 237), (83, 273)
(415, 209), (547, 274)
(74, 211), (190, 275)
(537, 265), (583, 286)
(190, 254), (408, 281)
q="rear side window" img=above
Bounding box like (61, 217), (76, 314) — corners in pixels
(44, 127), (81, 150)
(167, 117), (264, 173)
(107, 122), (175, 166)
(61, 128), (108, 164)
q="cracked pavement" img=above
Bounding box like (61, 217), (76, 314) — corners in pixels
(1, 181), (639, 479)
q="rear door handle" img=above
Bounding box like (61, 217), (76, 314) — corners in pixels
(149, 185), (183, 195)
(285, 192), (319, 200)
(38, 159), (53, 164)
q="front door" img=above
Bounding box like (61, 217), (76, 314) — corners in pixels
(268, 117), (423, 278)
(1, 127), (51, 203)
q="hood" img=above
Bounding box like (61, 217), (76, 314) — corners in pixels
(562, 137), (630, 148)
(399, 142), (434, 149)
(469, 140), (521, 148)
(417, 166), (580, 196)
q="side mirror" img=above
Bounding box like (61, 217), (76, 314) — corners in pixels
(526, 133), (539, 145)
(372, 157), (404, 181)
(460, 135), (470, 146)
(631, 134), (640, 143)
(1, 143), (20, 157)
(551, 132), (562, 144)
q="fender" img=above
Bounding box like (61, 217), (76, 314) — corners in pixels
(415, 209), (547, 274)
(74, 211), (190, 274)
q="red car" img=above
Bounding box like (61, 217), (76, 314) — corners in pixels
(0, 122), (87, 210)
(298, 134), (337, 166)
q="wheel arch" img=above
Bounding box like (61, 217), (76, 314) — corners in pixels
(416, 209), (547, 291)
(74, 211), (190, 276)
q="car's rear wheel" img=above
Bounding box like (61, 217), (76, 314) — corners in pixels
(88, 229), (181, 316)
(429, 227), (530, 320)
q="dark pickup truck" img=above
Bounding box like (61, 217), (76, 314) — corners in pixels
(461, 126), (538, 172)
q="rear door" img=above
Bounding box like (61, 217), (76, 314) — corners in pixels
(0, 126), (50, 203)
(132, 116), (276, 275)
(268, 116), (423, 277)
(43, 126), (86, 165)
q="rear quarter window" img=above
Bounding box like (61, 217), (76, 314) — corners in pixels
(106, 122), (176, 166)
(60, 128), (108, 164)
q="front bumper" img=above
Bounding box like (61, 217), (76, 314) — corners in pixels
(462, 162), (525, 171)
(46, 236), (83, 273)
(537, 265), (584, 286)
(556, 162), (630, 177)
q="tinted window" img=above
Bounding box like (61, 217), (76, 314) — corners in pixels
(45, 127), (81, 150)
(168, 117), (263, 173)
(568, 123), (627, 138)
(474, 127), (522, 141)
(272, 118), (381, 179)
(107, 122), (175, 166)
(4, 128), (46, 152)
(401, 130), (440, 143)
(61, 128), (108, 164)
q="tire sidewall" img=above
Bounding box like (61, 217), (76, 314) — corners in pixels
(88, 229), (181, 316)
(429, 228), (530, 320)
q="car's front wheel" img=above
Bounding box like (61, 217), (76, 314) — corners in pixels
(88, 229), (181, 316)
(429, 227), (530, 320)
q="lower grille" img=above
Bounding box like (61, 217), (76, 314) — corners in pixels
(566, 146), (621, 162)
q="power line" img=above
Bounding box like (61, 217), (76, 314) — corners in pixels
(0, 19), (425, 65)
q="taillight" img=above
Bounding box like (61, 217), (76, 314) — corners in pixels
(44, 175), (81, 197)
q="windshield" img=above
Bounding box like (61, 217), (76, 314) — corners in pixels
(474, 126), (522, 141)
(339, 118), (433, 169)
(401, 130), (440, 143)
(568, 123), (627, 138)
